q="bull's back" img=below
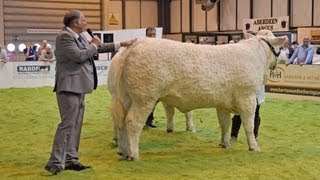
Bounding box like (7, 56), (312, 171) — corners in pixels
(122, 38), (265, 110)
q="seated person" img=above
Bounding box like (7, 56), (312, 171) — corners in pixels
(38, 44), (55, 62)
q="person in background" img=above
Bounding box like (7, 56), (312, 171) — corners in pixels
(231, 85), (265, 141)
(24, 41), (37, 61)
(287, 36), (314, 65)
(38, 44), (55, 62)
(0, 45), (8, 64)
(44, 9), (136, 175)
(316, 47), (320, 55)
(230, 30), (264, 141)
(144, 26), (157, 128)
(280, 38), (294, 61)
(38, 40), (48, 57)
(291, 41), (299, 50)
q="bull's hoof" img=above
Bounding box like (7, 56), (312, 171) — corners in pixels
(249, 147), (260, 151)
(219, 143), (230, 149)
(117, 152), (123, 156)
(167, 129), (174, 133)
(126, 155), (135, 161)
(219, 143), (227, 148)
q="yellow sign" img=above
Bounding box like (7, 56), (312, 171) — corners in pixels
(109, 13), (119, 25)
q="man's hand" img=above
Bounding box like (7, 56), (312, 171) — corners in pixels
(91, 35), (101, 47)
(120, 38), (137, 47)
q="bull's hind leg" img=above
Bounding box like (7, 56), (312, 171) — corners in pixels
(163, 102), (195, 133)
(185, 111), (196, 132)
(216, 108), (231, 148)
(162, 102), (175, 133)
(125, 102), (155, 161)
(110, 98), (130, 157)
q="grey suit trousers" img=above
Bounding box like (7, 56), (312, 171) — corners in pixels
(48, 91), (85, 166)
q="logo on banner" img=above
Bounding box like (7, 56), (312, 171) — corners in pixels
(268, 66), (285, 83)
(243, 16), (289, 32)
(96, 65), (108, 76)
(17, 65), (50, 72)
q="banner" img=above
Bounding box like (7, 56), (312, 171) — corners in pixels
(0, 61), (111, 89)
(243, 16), (289, 32)
(266, 64), (320, 96)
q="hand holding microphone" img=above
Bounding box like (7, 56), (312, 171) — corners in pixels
(87, 29), (101, 47)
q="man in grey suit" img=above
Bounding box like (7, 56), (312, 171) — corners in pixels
(44, 9), (135, 175)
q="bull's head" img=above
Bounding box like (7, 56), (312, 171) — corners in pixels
(243, 30), (286, 70)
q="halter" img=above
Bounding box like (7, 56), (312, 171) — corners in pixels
(260, 38), (281, 70)
(260, 38), (281, 58)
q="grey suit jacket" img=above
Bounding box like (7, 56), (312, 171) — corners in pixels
(53, 27), (116, 94)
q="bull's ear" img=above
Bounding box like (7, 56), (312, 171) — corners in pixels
(275, 36), (287, 46)
(243, 30), (255, 39)
(266, 36), (287, 46)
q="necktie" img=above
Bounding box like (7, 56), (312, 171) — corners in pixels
(78, 36), (98, 89)
(91, 58), (98, 90)
(78, 36), (85, 46)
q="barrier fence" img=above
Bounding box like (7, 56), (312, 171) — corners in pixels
(0, 61), (111, 89)
(266, 64), (320, 97)
(1, 62), (320, 97)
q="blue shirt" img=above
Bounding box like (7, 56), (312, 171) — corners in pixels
(289, 43), (314, 64)
(23, 48), (37, 61)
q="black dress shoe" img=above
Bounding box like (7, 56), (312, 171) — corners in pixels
(65, 163), (92, 171)
(44, 164), (63, 175)
(146, 123), (157, 128)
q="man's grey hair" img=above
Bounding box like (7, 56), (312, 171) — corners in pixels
(63, 9), (82, 27)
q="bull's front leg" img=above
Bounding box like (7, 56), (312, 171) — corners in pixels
(241, 113), (260, 151)
(185, 111), (196, 132)
(216, 108), (231, 148)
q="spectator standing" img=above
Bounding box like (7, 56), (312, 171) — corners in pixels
(0, 45), (8, 64)
(44, 9), (135, 175)
(38, 44), (55, 62)
(291, 41), (299, 50)
(145, 26), (157, 128)
(24, 41), (37, 61)
(280, 39), (294, 60)
(230, 30), (265, 141)
(38, 40), (48, 57)
(287, 36), (314, 65)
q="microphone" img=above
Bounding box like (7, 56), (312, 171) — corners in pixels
(87, 29), (94, 37)
(87, 28), (99, 60)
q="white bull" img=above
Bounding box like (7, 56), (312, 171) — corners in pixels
(108, 30), (286, 160)
(108, 55), (195, 143)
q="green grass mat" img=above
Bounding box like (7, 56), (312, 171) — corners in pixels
(0, 86), (319, 179)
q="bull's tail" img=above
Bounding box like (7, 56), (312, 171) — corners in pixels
(108, 40), (142, 141)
